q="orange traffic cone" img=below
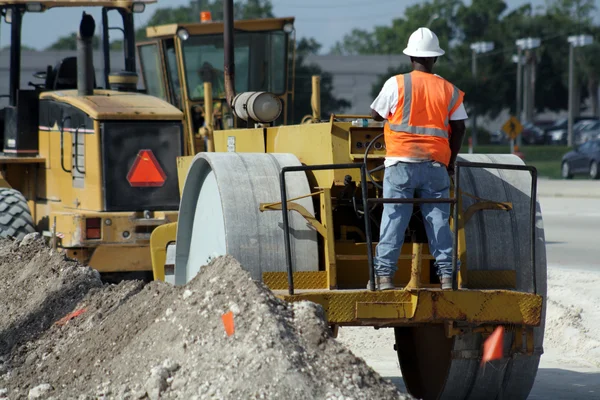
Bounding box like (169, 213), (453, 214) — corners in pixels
(481, 325), (504, 366)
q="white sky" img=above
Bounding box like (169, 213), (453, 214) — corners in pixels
(0, 0), (589, 53)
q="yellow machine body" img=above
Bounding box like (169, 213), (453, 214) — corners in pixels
(136, 17), (296, 155)
(154, 117), (541, 335)
(147, 5), (545, 397)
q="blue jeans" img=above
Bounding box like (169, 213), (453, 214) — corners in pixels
(374, 161), (457, 279)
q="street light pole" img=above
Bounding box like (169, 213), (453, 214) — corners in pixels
(567, 34), (593, 147)
(568, 43), (574, 147)
(516, 46), (523, 121)
(469, 41), (494, 153)
(515, 46), (523, 151)
(514, 37), (541, 148)
(471, 50), (478, 148)
(427, 13), (439, 27)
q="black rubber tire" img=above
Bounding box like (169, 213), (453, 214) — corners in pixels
(589, 161), (599, 180)
(0, 188), (36, 240)
(561, 161), (573, 179)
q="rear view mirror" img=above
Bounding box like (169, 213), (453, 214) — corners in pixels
(4, 9), (12, 24)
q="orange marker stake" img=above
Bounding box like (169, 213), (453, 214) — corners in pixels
(481, 325), (504, 367)
(55, 307), (88, 326)
(222, 311), (235, 337)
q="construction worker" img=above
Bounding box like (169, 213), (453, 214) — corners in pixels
(368, 27), (467, 291)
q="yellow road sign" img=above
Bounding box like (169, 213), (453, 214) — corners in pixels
(502, 116), (523, 140)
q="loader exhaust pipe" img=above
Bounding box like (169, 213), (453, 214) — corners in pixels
(77, 12), (95, 97)
(223, 0), (235, 107)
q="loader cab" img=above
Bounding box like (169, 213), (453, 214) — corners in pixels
(0, 0), (150, 155)
(139, 16), (296, 151)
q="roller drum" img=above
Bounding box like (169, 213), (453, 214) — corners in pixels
(174, 152), (318, 285)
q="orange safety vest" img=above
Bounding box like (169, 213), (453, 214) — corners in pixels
(383, 70), (464, 166)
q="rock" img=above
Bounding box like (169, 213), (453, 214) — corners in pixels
(28, 383), (52, 399)
(0, 388), (7, 398)
(162, 359), (180, 373)
(20, 232), (41, 248)
(145, 367), (169, 400)
(182, 290), (193, 300)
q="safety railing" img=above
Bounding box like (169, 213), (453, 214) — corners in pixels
(279, 160), (538, 296)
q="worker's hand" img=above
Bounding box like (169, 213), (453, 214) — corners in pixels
(447, 163), (455, 176)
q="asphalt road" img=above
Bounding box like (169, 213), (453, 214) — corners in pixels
(342, 179), (600, 399)
(538, 180), (600, 270)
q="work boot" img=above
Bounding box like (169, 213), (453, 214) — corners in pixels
(441, 276), (453, 290)
(366, 276), (395, 291)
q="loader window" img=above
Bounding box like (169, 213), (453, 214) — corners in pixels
(182, 30), (287, 101)
(165, 39), (182, 109)
(139, 43), (167, 101)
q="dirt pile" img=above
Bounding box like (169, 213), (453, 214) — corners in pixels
(0, 238), (411, 400)
(544, 267), (600, 367)
(0, 236), (102, 360)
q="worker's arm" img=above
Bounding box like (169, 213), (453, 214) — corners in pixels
(370, 77), (397, 122)
(371, 109), (385, 121)
(448, 119), (466, 174)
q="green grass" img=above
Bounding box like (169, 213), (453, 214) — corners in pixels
(459, 145), (571, 179)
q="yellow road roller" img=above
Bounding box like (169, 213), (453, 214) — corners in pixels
(149, 2), (546, 398)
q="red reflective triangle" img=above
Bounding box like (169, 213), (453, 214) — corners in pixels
(127, 149), (167, 187)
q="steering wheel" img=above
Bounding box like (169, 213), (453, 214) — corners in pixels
(363, 132), (385, 190)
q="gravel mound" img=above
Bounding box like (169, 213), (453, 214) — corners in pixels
(0, 235), (102, 360)
(0, 238), (411, 399)
(544, 266), (600, 367)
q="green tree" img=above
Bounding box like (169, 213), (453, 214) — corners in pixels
(335, 0), (600, 120)
(332, 0), (460, 56)
(46, 32), (101, 50)
(136, 0), (274, 41)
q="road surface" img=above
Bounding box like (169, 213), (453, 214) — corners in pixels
(336, 179), (600, 399)
(538, 180), (600, 271)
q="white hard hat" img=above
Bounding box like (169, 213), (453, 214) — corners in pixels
(403, 27), (445, 57)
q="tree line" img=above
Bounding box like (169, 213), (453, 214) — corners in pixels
(333, 0), (600, 120)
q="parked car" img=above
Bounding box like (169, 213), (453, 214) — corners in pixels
(521, 122), (546, 144)
(546, 117), (599, 145)
(561, 139), (600, 179)
(489, 129), (509, 144)
(575, 120), (600, 144)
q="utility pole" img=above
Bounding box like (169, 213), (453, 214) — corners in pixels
(567, 35), (593, 147)
(471, 51), (478, 148)
(514, 46), (523, 151)
(515, 37), (540, 147)
(530, 52), (537, 123)
(522, 50), (531, 126)
(469, 41), (494, 152)
(568, 43), (574, 147)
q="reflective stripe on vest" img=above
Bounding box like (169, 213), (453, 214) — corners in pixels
(387, 73), (460, 138)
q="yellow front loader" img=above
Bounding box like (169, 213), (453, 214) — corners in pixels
(147, 2), (546, 399)
(0, 1), (185, 280)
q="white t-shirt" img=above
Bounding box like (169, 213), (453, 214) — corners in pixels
(370, 74), (468, 167)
